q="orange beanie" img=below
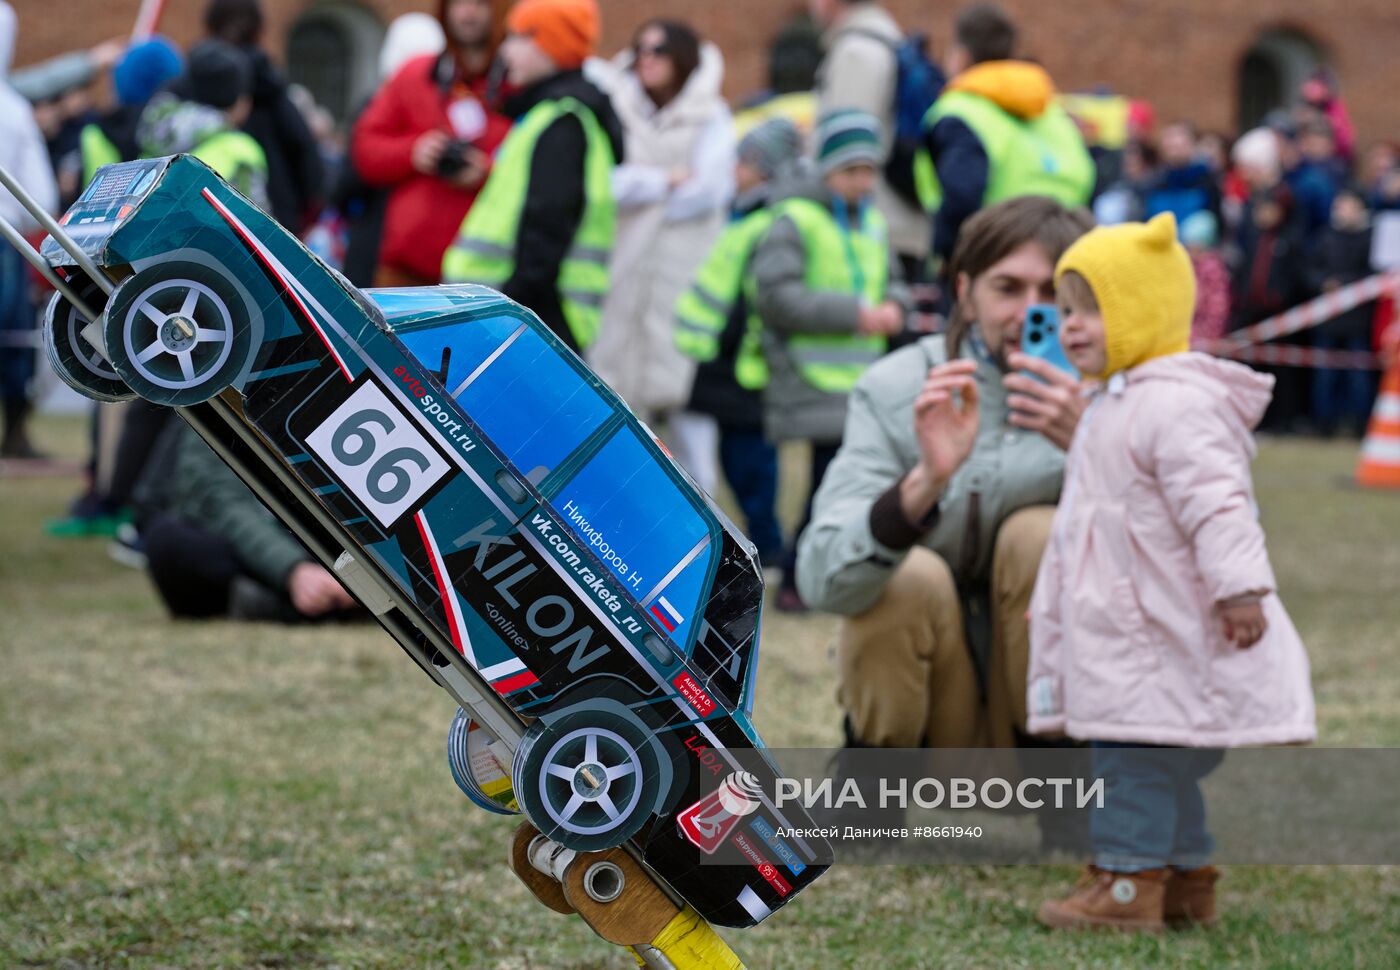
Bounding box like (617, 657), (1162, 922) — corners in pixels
(506, 0), (599, 71)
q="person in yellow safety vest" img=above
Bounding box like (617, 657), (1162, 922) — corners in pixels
(751, 107), (910, 611)
(441, 0), (625, 355)
(79, 37), (184, 188)
(918, 4), (1094, 265)
(674, 116), (804, 566)
(136, 40), (269, 212)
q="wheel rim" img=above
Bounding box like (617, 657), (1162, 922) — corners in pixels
(535, 727), (644, 837)
(60, 294), (120, 383)
(121, 278), (235, 390)
(44, 287), (132, 403)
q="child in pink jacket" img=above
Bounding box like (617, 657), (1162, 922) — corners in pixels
(1027, 212), (1315, 933)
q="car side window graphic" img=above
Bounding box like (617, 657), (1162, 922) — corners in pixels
(399, 314), (612, 483)
(554, 427), (712, 647)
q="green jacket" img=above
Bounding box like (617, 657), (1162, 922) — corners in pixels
(170, 425), (308, 591)
(137, 92), (270, 211)
(796, 335), (1064, 615)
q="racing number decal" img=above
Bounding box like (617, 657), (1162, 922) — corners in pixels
(305, 380), (451, 527)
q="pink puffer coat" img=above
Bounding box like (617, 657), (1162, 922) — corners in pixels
(1027, 353), (1316, 747)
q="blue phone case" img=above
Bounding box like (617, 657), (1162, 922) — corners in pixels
(1020, 304), (1079, 382)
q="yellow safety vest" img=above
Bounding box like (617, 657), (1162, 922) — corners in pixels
(767, 196), (888, 394)
(673, 209), (775, 390)
(442, 97), (616, 350)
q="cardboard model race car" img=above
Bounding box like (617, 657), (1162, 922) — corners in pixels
(38, 155), (830, 928)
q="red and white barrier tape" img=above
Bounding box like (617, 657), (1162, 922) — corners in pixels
(1195, 270), (1400, 370)
(1213, 343), (1386, 370)
(1210, 271), (1400, 350)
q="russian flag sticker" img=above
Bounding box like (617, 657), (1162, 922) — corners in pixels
(650, 595), (684, 633)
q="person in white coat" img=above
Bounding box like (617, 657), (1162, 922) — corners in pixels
(589, 20), (735, 493)
(0, 2), (60, 458)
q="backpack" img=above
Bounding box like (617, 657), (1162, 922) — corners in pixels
(840, 30), (945, 208)
(887, 34), (944, 207)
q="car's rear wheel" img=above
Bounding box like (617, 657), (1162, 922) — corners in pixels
(42, 280), (133, 403)
(447, 708), (520, 816)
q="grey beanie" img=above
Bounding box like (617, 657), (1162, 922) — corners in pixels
(737, 117), (802, 180)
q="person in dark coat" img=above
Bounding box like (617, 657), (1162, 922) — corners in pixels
(204, 0), (324, 232)
(1231, 181), (1309, 432)
(78, 37), (183, 183)
(1306, 186), (1379, 436)
(143, 424), (360, 621)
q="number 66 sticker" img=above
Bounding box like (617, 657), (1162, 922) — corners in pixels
(305, 381), (451, 527)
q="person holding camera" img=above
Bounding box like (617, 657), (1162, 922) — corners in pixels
(352, 0), (513, 287)
(795, 196), (1093, 751)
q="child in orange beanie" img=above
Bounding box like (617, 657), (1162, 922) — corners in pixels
(1028, 212), (1315, 932)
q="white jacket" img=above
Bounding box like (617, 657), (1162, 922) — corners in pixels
(0, 3), (58, 231)
(589, 43), (734, 417)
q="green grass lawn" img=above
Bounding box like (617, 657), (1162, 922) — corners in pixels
(3, 417), (1398, 969)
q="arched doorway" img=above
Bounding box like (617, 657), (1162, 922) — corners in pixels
(286, 2), (385, 125)
(1238, 28), (1325, 131)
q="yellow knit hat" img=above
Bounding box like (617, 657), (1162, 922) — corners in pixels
(1054, 212), (1196, 380)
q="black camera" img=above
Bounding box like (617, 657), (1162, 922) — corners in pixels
(437, 140), (473, 178)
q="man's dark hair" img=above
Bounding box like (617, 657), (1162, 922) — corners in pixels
(955, 3), (1017, 64)
(204, 0), (264, 47)
(944, 196), (1094, 357)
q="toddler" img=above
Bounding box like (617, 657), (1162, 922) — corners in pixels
(1028, 212), (1315, 932)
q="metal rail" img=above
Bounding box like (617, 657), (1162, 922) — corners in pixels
(0, 163), (112, 295)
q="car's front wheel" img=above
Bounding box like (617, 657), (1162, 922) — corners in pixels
(514, 706), (661, 852)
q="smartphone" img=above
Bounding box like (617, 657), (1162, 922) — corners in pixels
(1020, 304), (1079, 382)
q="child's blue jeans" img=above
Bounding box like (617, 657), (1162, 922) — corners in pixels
(1090, 742), (1225, 872)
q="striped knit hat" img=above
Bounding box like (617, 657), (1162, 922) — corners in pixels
(815, 108), (882, 176)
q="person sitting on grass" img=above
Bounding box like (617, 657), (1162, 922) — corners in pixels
(1028, 212), (1316, 933)
(141, 424), (360, 623)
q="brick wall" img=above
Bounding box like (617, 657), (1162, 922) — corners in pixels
(9, 0), (1400, 144)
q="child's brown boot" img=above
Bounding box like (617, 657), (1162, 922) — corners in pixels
(1164, 865), (1219, 928)
(1036, 865), (1167, 932)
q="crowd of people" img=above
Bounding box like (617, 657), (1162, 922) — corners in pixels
(1092, 86), (1394, 437)
(2, 0), (1385, 937)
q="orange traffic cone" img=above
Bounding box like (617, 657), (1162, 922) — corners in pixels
(1357, 353), (1400, 488)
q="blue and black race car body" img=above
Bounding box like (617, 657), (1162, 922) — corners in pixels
(40, 155), (830, 928)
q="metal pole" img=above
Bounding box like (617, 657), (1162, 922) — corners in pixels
(0, 212), (101, 321)
(0, 164), (112, 296)
(131, 0), (168, 40)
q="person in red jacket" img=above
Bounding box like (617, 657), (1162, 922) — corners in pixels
(351, 0), (513, 286)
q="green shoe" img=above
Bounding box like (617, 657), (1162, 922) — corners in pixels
(44, 509), (132, 538)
